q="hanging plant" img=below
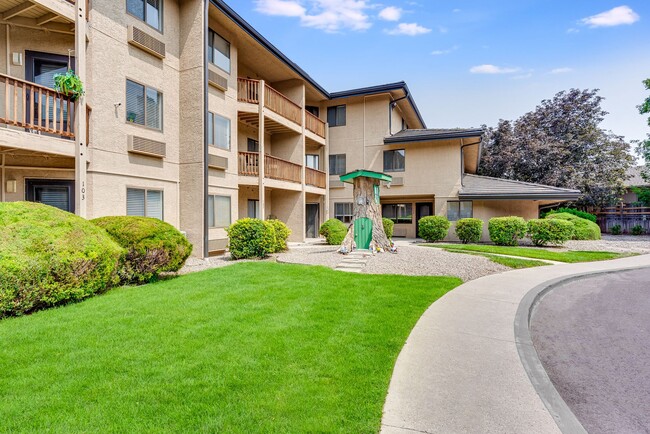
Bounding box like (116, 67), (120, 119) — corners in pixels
(53, 69), (84, 101)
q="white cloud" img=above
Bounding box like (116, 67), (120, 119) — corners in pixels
(566, 27), (580, 34)
(386, 22), (432, 36)
(255, 0), (373, 32)
(550, 67), (573, 74)
(255, 0), (306, 17)
(378, 6), (402, 21)
(580, 5), (640, 28)
(431, 45), (458, 56)
(452, 8), (461, 13)
(470, 64), (521, 74)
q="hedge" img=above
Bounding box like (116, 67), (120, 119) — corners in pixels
(488, 216), (527, 246)
(268, 219), (291, 252)
(319, 218), (348, 245)
(418, 216), (450, 242)
(455, 218), (483, 244)
(544, 208), (597, 223)
(91, 216), (192, 284)
(382, 217), (394, 239)
(227, 218), (276, 259)
(0, 202), (123, 318)
(545, 213), (601, 240)
(527, 219), (575, 246)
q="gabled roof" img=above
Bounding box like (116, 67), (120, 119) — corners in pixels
(459, 175), (581, 201)
(385, 128), (484, 144)
(340, 170), (393, 184)
(626, 166), (649, 187)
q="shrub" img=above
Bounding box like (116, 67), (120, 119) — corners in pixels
(0, 202), (123, 318)
(91, 216), (192, 284)
(226, 218), (276, 259)
(268, 219), (291, 252)
(319, 218), (348, 245)
(527, 219), (575, 246)
(455, 218), (483, 244)
(418, 216), (450, 242)
(544, 208), (597, 223)
(488, 216), (527, 246)
(382, 217), (394, 239)
(631, 225), (645, 236)
(610, 224), (622, 235)
(545, 213), (601, 240)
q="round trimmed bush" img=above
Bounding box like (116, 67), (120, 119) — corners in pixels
(418, 216), (450, 242)
(488, 216), (527, 246)
(382, 217), (394, 239)
(545, 213), (601, 240)
(268, 219), (291, 252)
(91, 216), (193, 284)
(227, 218), (276, 259)
(631, 224), (645, 236)
(319, 218), (348, 245)
(527, 219), (575, 246)
(610, 224), (622, 235)
(455, 218), (483, 244)
(0, 202), (123, 318)
(544, 208), (597, 223)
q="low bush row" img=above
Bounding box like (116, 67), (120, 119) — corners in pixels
(543, 207), (597, 223)
(227, 218), (291, 259)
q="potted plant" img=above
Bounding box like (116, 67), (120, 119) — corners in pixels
(53, 69), (84, 101)
(127, 112), (137, 123)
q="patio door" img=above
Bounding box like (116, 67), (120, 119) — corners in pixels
(25, 51), (73, 131)
(26, 179), (75, 213)
(306, 203), (319, 238)
(416, 202), (433, 237)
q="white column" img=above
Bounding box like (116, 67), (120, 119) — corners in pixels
(258, 80), (265, 219)
(74, 2), (87, 217)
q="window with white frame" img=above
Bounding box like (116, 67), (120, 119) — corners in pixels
(306, 154), (320, 170)
(447, 201), (473, 221)
(126, 188), (163, 220)
(208, 112), (230, 150)
(126, 80), (162, 130)
(334, 202), (353, 223)
(208, 29), (231, 73)
(208, 195), (231, 228)
(127, 0), (162, 31)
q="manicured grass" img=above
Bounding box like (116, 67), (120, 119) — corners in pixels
(478, 253), (551, 268)
(0, 262), (460, 433)
(424, 243), (625, 263)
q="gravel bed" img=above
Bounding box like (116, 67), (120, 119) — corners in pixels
(178, 254), (267, 275)
(276, 246), (341, 269)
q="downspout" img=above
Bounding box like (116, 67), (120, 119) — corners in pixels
(460, 137), (482, 187)
(203, 0), (209, 258)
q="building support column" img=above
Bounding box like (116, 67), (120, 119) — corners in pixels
(1, 153), (5, 202)
(74, 2), (87, 217)
(324, 123), (330, 220)
(258, 80), (265, 219)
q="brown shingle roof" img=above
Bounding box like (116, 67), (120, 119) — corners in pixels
(459, 175), (581, 200)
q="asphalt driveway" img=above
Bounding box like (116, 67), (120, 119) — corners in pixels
(531, 267), (650, 434)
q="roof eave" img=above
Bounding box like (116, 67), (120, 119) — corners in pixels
(384, 129), (484, 144)
(459, 193), (582, 201)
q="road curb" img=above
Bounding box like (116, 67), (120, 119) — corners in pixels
(514, 264), (650, 434)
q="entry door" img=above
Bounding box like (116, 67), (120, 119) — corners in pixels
(26, 179), (75, 213)
(306, 203), (319, 238)
(354, 217), (373, 250)
(416, 202), (433, 236)
(248, 199), (259, 219)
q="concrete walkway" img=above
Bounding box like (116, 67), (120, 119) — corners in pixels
(381, 254), (650, 434)
(334, 250), (373, 273)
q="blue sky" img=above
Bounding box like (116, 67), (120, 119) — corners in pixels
(232, 1), (649, 143)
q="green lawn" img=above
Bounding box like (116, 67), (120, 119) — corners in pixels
(425, 243), (625, 263)
(0, 262), (460, 434)
(476, 253), (551, 268)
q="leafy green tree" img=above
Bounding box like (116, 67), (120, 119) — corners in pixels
(636, 78), (650, 182)
(479, 88), (633, 207)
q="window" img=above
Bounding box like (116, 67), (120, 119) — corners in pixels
(329, 154), (346, 176)
(127, 188), (163, 220)
(306, 106), (319, 117)
(26, 179), (74, 213)
(208, 195), (231, 228)
(382, 203), (413, 224)
(447, 201), (473, 221)
(247, 138), (259, 152)
(248, 199), (259, 219)
(306, 154), (319, 170)
(127, 0), (162, 31)
(208, 112), (230, 149)
(384, 149), (405, 172)
(327, 105), (346, 127)
(126, 80), (162, 130)
(208, 29), (231, 73)
(334, 203), (353, 223)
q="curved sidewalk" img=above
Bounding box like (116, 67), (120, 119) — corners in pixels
(381, 254), (650, 434)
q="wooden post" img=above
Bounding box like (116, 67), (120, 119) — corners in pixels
(74, 1), (87, 217)
(258, 80), (265, 219)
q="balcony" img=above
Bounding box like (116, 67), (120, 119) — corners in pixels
(305, 111), (325, 139)
(238, 152), (302, 184)
(305, 167), (326, 189)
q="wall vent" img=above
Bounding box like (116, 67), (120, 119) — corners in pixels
(208, 154), (228, 170)
(128, 135), (166, 158)
(128, 25), (165, 59)
(208, 238), (228, 253)
(208, 67), (228, 91)
(329, 180), (345, 188)
(383, 177), (404, 186)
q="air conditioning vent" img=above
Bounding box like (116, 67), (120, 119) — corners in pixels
(208, 68), (228, 91)
(329, 180), (345, 188)
(208, 154), (228, 170)
(128, 25), (165, 59)
(208, 238), (228, 253)
(383, 177), (403, 186)
(128, 135), (166, 158)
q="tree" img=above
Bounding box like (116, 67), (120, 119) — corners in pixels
(479, 88), (633, 208)
(637, 78), (650, 182)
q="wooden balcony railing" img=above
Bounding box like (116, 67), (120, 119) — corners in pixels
(305, 167), (326, 189)
(0, 73), (75, 139)
(237, 152), (302, 184)
(305, 111), (325, 138)
(237, 78), (302, 126)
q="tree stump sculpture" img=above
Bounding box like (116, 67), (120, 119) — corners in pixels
(338, 170), (393, 253)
